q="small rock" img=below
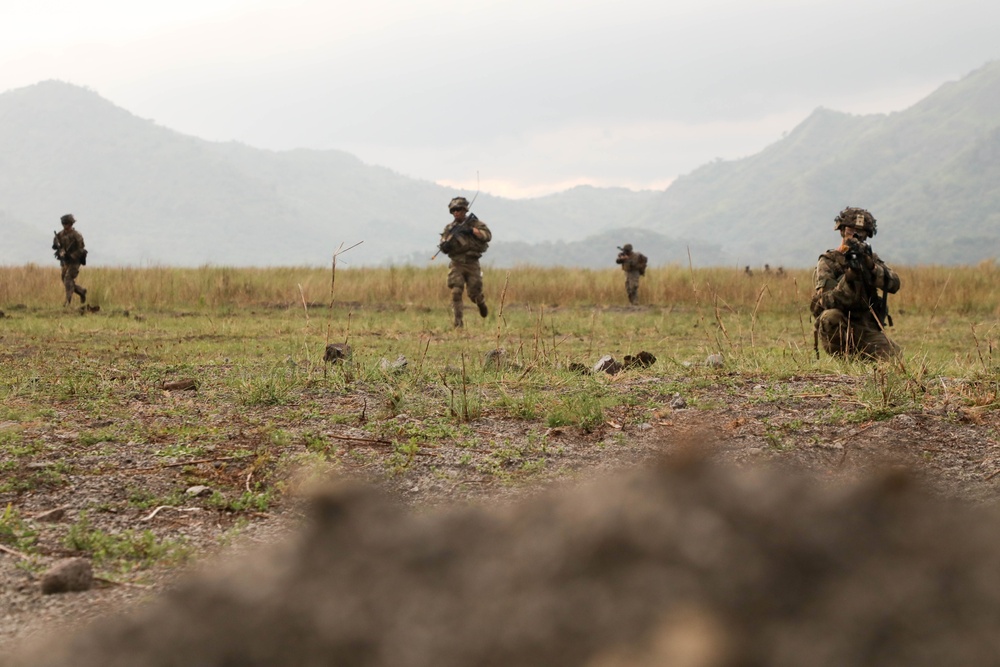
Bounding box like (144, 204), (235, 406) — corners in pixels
(483, 348), (507, 369)
(33, 507), (67, 523)
(186, 485), (212, 497)
(324, 343), (352, 363)
(41, 558), (93, 595)
(26, 461), (57, 470)
(752, 384), (765, 392)
(637, 423), (653, 431)
(162, 378), (198, 391)
(379, 355), (408, 373)
(669, 394), (687, 410)
(706, 353), (724, 368)
(682, 361), (694, 368)
(623, 351), (657, 369)
(567, 362), (591, 375)
(594, 355), (623, 375)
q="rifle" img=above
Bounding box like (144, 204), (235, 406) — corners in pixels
(52, 231), (64, 261)
(844, 238), (892, 328)
(432, 174), (480, 261)
(432, 215), (477, 261)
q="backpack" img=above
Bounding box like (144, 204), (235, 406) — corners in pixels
(634, 253), (648, 276)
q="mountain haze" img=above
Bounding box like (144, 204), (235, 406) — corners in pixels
(634, 60), (1000, 266)
(0, 82), (658, 268)
(3, 62), (1000, 268)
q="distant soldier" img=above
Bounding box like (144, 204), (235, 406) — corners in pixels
(810, 207), (900, 359)
(52, 214), (88, 306)
(438, 197), (491, 328)
(615, 244), (647, 305)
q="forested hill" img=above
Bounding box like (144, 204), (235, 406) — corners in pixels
(2, 62), (999, 268)
(633, 60), (1000, 267)
(0, 81), (656, 267)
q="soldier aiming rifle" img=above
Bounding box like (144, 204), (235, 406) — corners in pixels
(811, 206), (900, 359)
(615, 244), (647, 305)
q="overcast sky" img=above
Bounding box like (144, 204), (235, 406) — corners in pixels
(3, 0), (998, 198)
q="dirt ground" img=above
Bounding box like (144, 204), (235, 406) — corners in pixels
(3, 370), (1000, 665)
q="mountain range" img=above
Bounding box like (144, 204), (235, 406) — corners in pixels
(632, 60), (1000, 267)
(2, 61), (999, 268)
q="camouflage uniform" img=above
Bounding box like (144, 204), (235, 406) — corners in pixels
(54, 214), (87, 306)
(440, 198), (491, 328)
(811, 208), (900, 360)
(615, 244), (645, 305)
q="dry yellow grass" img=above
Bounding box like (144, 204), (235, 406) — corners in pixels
(0, 261), (998, 316)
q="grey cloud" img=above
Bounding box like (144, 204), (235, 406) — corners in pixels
(104, 0), (1000, 191)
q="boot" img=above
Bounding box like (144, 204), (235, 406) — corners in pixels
(478, 302), (488, 318)
(78, 287), (87, 304)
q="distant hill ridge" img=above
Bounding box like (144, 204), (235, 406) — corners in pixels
(2, 62), (1000, 268)
(632, 60), (1000, 266)
(0, 81), (660, 267)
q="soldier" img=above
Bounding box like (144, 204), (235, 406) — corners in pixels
(810, 207), (900, 359)
(52, 214), (88, 306)
(615, 244), (647, 305)
(438, 197), (491, 328)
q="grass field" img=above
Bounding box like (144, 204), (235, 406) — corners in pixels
(3, 262), (999, 368)
(1, 263), (999, 584)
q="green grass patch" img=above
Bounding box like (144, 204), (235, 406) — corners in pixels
(64, 513), (191, 571)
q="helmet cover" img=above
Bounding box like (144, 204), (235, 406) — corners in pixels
(833, 207), (877, 237)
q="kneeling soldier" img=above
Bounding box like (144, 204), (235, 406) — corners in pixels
(811, 207), (900, 359)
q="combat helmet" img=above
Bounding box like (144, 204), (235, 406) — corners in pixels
(60, 214), (76, 225)
(449, 197), (469, 212)
(834, 206), (877, 237)
(620, 244), (633, 253)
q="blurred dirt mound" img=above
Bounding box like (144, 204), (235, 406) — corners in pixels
(10, 457), (1000, 667)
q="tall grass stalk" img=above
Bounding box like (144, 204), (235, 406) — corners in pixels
(3, 263), (999, 317)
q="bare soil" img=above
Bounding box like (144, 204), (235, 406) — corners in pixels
(3, 370), (1000, 665)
